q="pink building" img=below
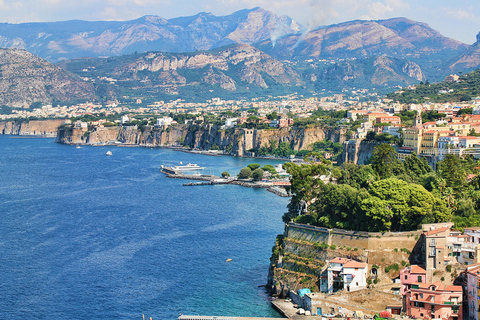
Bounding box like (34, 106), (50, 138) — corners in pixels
(400, 265), (427, 295)
(405, 282), (462, 320)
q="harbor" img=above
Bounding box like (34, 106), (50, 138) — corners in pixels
(160, 165), (291, 197)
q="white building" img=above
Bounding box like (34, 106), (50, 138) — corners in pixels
(342, 260), (368, 292)
(121, 115), (130, 124)
(224, 118), (238, 128)
(156, 117), (174, 127)
(320, 257), (367, 294)
(382, 126), (401, 138)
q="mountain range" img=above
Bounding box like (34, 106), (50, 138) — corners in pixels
(0, 8), (480, 107)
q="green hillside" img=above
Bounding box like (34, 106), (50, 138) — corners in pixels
(387, 69), (480, 104)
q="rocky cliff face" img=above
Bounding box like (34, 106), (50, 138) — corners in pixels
(450, 32), (480, 73)
(0, 49), (96, 107)
(0, 119), (65, 137)
(341, 139), (398, 165)
(57, 123), (344, 157)
(59, 45), (303, 96)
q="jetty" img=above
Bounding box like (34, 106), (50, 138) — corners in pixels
(160, 166), (291, 196)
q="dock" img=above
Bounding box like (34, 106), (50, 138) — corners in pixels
(160, 166), (291, 197)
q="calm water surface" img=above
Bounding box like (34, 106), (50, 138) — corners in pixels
(0, 136), (289, 320)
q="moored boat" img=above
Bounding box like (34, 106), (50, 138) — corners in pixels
(172, 163), (205, 171)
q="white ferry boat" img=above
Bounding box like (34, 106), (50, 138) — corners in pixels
(172, 163), (205, 171)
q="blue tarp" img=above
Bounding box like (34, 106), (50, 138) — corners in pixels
(298, 288), (311, 297)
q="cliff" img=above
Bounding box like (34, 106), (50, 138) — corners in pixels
(341, 139), (398, 165)
(0, 119), (65, 137)
(56, 123), (346, 156)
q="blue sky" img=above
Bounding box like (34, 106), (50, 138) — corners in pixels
(1, 0), (479, 44)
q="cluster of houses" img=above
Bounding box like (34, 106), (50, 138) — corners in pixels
(346, 105), (480, 166)
(289, 223), (480, 319)
(222, 114), (294, 129)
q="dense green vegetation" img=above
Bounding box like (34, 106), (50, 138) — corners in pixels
(284, 143), (480, 232)
(236, 163), (277, 180)
(387, 70), (480, 104)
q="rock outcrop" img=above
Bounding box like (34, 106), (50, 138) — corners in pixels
(0, 49), (96, 107)
(0, 119), (65, 137)
(56, 123), (346, 157)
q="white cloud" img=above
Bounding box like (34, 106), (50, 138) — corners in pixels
(442, 8), (478, 22)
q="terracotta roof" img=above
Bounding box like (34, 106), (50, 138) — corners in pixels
(436, 246), (445, 249)
(444, 285), (462, 292)
(466, 265), (480, 276)
(424, 226), (450, 236)
(329, 257), (350, 264)
(407, 265), (426, 274)
(465, 227), (480, 231)
(343, 261), (367, 269)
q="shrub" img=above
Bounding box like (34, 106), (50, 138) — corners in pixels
(330, 244), (336, 250)
(221, 171), (230, 178)
(238, 167), (252, 179)
(394, 248), (398, 252)
(446, 265), (452, 273)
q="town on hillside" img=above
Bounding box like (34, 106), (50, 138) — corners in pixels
(269, 222), (480, 320)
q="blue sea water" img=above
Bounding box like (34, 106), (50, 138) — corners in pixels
(0, 136), (289, 320)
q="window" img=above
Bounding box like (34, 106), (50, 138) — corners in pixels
(430, 239), (435, 246)
(405, 275), (408, 280)
(420, 293), (423, 298)
(430, 247), (436, 256)
(418, 276), (422, 282)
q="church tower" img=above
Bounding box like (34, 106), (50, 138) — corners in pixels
(415, 110), (422, 127)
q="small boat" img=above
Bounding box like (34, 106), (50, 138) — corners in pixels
(76, 145), (81, 149)
(106, 150), (112, 156)
(226, 258), (233, 262)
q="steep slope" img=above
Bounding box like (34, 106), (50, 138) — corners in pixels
(58, 44), (304, 100)
(0, 8), (303, 62)
(257, 17), (467, 81)
(306, 56), (425, 91)
(0, 48), (96, 107)
(259, 17), (466, 59)
(450, 32), (480, 73)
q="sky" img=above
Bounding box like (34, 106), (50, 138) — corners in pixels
(1, 0), (479, 44)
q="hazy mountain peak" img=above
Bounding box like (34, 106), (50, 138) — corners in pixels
(136, 15), (168, 25)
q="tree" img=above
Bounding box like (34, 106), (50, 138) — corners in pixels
(261, 164), (277, 174)
(221, 171), (230, 178)
(238, 167), (252, 179)
(282, 162), (328, 223)
(266, 111), (278, 120)
(252, 168), (265, 181)
(247, 163), (261, 171)
(364, 178), (451, 231)
(369, 143), (403, 178)
(403, 152), (433, 182)
(436, 154), (468, 195)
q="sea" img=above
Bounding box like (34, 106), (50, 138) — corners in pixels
(0, 135), (289, 320)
